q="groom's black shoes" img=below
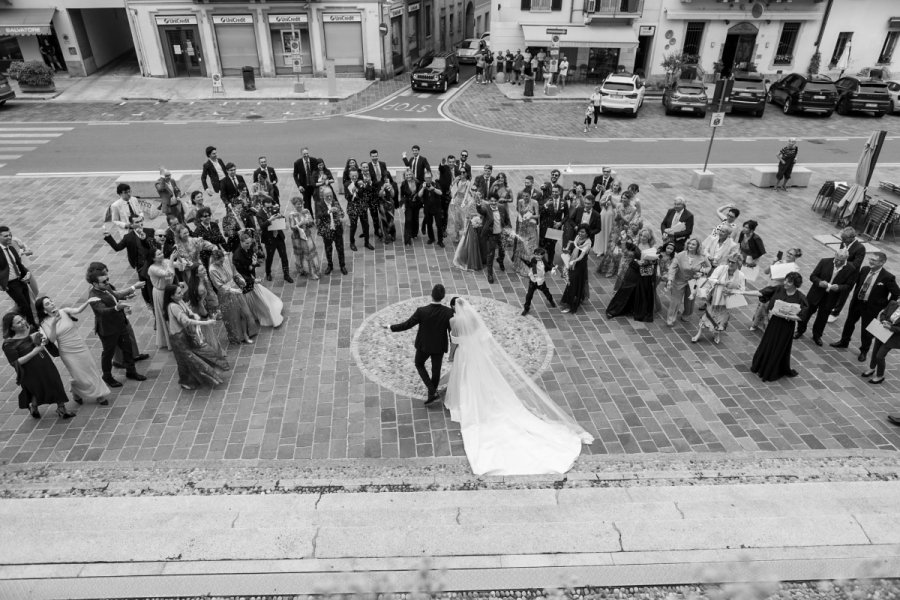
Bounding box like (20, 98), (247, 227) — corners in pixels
(424, 393), (439, 406)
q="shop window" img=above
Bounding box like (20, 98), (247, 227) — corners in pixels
(323, 21), (363, 70)
(682, 22), (704, 59)
(216, 25), (260, 75)
(774, 22), (800, 65)
(878, 31), (899, 64)
(829, 31), (852, 68)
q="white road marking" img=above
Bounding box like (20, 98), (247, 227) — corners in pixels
(0, 140), (51, 144)
(163, 122), (188, 125)
(0, 155), (23, 160)
(0, 133), (63, 138)
(348, 114), (445, 122)
(0, 147), (36, 152)
(0, 127), (73, 132)
(88, 122), (129, 125)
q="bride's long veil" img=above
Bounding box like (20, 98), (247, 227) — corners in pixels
(453, 300), (594, 444)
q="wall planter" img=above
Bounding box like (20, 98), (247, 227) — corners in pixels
(16, 61), (55, 93)
(18, 83), (56, 93)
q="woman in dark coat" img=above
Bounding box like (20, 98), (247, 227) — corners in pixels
(560, 225), (592, 314)
(605, 243), (641, 319)
(750, 271), (808, 382)
(400, 170), (421, 246)
(2, 312), (74, 419)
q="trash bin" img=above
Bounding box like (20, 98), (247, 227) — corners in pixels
(524, 78), (534, 97)
(365, 63), (376, 81)
(242, 66), (256, 91)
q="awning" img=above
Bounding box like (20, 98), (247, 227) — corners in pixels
(664, 10), (820, 21)
(521, 24), (638, 49)
(0, 9), (55, 36)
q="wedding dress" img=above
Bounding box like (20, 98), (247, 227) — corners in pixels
(444, 298), (593, 475)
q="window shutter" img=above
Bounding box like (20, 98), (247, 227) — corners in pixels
(551, 0), (562, 10)
(521, 0), (531, 9)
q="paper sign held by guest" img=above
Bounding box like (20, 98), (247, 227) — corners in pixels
(545, 228), (562, 241)
(866, 320), (893, 344)
(741, 265), (759, 281)
(725, 293), (748, 309)
(769, 262), (798, 280)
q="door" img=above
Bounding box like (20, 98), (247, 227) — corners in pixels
(165, 28), (204, 77)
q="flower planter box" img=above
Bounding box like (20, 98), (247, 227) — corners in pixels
(18, 83), (56, 93)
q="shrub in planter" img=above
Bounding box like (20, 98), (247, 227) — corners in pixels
(6, 60), (25, 79)
(18, 61), (55, 88)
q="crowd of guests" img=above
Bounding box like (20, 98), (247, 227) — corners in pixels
(3, 141), (900, 427)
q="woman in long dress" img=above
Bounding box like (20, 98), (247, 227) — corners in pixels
(147, 247), (179, 350)
(605, 243), (641, 319)
(692, 253), (746, 345)
(560, 225), (592, 314)
(208, 248), (258, 344)
(288, 199), (321, 280)
(452, 191), (484, 272)
(750, 271), (807, 381)
(36, 296), (110, 405)
(512, 190), (540, 278)
(443, 297), (594, 476)
(376, 178), (397, 244)
(446, 179), (472, 244)
(234, 231), (284, 328)
(162, 283), (229, 390)
(2, 312), (75, 420)
(750, 247), (802, 331)
(593, 190), (616, 259)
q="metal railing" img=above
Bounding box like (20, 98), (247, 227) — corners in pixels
(585, 0), (643, 16)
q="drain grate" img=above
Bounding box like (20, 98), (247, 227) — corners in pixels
(245, 114), (263, 119)
(651, 182), (672, 189)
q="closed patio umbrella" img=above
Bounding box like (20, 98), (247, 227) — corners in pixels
(837, 130), (887, 224)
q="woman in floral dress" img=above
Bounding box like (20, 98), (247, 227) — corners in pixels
(208, 248), (257, 344)
(615, 190), (642, 231)
(288, 196), (321, 280)
(692, 254), (746, 345)
(163, 283), (229, 391)
(512, 190), (540, 277)
(447, 179), (473, 244)
(593, 190), (617, 259)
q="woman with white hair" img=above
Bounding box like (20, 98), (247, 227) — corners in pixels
(775, 138), (799, 191)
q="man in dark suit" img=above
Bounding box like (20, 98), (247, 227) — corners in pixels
(831, 252), (900, 362)
(476, 196), (511, 284)
(0, 226), (36, 326)
(256, 196), (294, 284)
(365, 148), (396, 195)
(155, 169), (184, 222)
(794, 249), (857, 346)
(437, 155), (456, 235)
(200, 146), (227, 198)
(219, 162), (247, 207)
(591, 167), (616, 197)
(570, 195), (602, 246)
(252, 156), (280, 205)
(455, 149), (473, 181)
(292, 147), (319, 214)
(660, 196), (694, 252)
(419, 172), (444, 248)
(829, 227), (867, 321)
(385, 284), (454, 405)
(402, 144), (432, 184)
(103, 215), (157, 306)
(473, 164), (496, 200)
(539, 186), (565, 265)
(540, 169), (563, 201)
(86, 262), (147, 388)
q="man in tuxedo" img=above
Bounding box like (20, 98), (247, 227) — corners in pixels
(831, 253), (900, 362)
(0, 226), (36, 326)
(109, 183), (144, 239)
(455, 149), (473, 181)
(86, 262), (148, 388)
(292, 147), (319, 214)
(200, 146), (227, 198)
(155, 169), (184, 223)
(540, 169), (563, 201)
(437, 155), (457, 235)
(539, 185), (565, 265)
(794, 249), (857, 346)
(252, 156), (280, 205)
(476, 196), (511, 284)
(103, 215), (157, 306)
(473, 164), (496, 200)
(385, 283), (454, 405)
(660, 196), (694, 252)
(419, 172), (444, 248)
(256, 196), (293, 283)
(570, 195), (602, 246)
(402, 144), (432, 184)
(365, 148), (396, 201)
(591, 166), (616, 197)
(829, 227), (867, 321)
(220, 162), (247, 207)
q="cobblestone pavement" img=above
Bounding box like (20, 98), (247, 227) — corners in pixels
(444, 82), (900, 139)
(1, 166), (899, 465)
(1, 76), (410, 123)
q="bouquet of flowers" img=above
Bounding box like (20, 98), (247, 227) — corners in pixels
(470, 215), (483, 228)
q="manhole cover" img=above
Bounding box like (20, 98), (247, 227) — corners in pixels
(652, 182), (672, 188)
(245, 114), (263, 119)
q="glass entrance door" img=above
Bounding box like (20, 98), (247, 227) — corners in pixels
(165, 28), (204, 77)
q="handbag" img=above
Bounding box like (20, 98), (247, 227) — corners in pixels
(45, 340), (59, 358)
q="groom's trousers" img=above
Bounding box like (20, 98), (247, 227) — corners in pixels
(414, 349), (443, 395)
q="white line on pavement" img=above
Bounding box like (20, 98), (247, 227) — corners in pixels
(0, 147), (36, 153)
(0, 127), (74, 132)
(87, 122), (129, 125)
(0, 133), (63, 138)
(163, 122), (188, 125)
(0, 140), (50, 144)
(0, 155), (23, 160)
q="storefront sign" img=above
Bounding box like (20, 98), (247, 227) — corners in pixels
(155, 15), (198, 26)
(323, 13), (361, 22)
(639, 25), (655, 36)
(212, 15), (254, 25)
(390, 6), (404, 17)
(546, 27), (567, 35)
(408, 3), (421, 13)
(1, 25), (51, 35)
(268, 14), (309, 24)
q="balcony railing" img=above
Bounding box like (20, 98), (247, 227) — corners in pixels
(584, 0), (643, 17)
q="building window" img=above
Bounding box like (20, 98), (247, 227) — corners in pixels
(878, 31), (899, 64)
(425, 4), (432, 38)
(449, 14), (454, 37)
(774, 22), (800, 65)
(829, 31), (852, 67)
(476, 15), (481, 34)
(529, 0), (551, 10)
(682, 22), (704, 59)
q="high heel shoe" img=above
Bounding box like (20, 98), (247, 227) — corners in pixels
(72, 394), (84, 405)
(713, 333), (720, 345)
(861, 369), (876, 378)
(56, 407), (74, 419)
(691, 333), (701, 343)
(29, 402), (41, 419)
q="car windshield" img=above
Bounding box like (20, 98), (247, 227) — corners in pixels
(419, 57), (447, 69)
(604, 82), (635, 92)
(462, 40), (480, 50)
(676, 85), (704, 94)
(804, 82), (834, 92)
(859, 83), (887, 92)
(734, 77), (763, 85)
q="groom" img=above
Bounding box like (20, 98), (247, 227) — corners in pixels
(385, 284), (454, 405)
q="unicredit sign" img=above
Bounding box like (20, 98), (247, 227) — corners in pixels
(212, 15), (253, 24)
(155, 15), (198, 25)
(324, 13), (361, 22)
(268, 14), (309, 24)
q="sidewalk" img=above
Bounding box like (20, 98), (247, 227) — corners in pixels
(2, 479), (899, 596)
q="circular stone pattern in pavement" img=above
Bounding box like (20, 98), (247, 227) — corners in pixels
(352, 296), (555, 400)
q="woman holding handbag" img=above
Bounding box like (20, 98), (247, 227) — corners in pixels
(691, 254), (746, 345)
(163, 283), (230, 390)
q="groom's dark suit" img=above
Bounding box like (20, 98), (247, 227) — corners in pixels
(390, 301), (454, 400)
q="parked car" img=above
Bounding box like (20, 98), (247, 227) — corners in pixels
(599, 73), (645, 118)
(411, 51), (460, 93)
(834, 77), (891, 117)
(767, 73), (837, 116)
(662, 80), (707, 117)
(0, 74), (15, 106)
(729, 71), (767, 117)
(456, 39), (487, 64)
(888, 80), (900, 114)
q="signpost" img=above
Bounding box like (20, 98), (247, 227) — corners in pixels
(290, 26), (304, 93)
(701, 79), (733, 172)
(211, 72), (224, 94)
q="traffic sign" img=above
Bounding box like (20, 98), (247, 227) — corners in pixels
(211, 72), (224, 94)
(289, 39), (301, 55)
(291, 57), (303, 73)
(710, 112), (725, 128)
(379, 22), (388, 36)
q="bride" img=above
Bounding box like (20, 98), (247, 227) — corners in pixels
(443, 297), (594, 475)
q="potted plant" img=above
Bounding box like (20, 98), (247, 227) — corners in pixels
(17, 61), (55, 92)
(5, 60), (25, 80)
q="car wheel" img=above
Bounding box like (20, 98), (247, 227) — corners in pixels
(755, 108), (764, 118)
(630, 109), (638, 118)
(823, 111), (833, 118)
(782, 98), (792, 114)
(0, 100), (6, 106)
(698, 111), (706, 118)
(454, 71), (460, 84)
(766, 91), (775, 104)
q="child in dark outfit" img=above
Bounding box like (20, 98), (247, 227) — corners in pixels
(521, 247), (557, 316)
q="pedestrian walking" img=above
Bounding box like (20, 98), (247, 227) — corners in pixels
(558, 56), (570, 90)
(583, 104), (594, 133)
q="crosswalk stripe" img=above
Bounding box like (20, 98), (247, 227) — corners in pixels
(0, 140), (51, 144)
(0, 155), (23, 160)
(0, 127), (74, 132)
(0, 133), (64, 138)
(0, 147), (36, 152)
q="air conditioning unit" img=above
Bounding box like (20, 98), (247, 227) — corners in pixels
(585, 0), (596, 12)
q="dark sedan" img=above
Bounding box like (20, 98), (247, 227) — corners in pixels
(835, 77), (891, 117)
(767, 73), (837, 116)
(0, 75), (15, 106)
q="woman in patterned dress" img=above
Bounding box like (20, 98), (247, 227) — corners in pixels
(208, 248), (257, 344)
(288, 196), (321, 279)
(512, 189), (540, 278)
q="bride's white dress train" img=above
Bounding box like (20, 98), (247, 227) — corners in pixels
(443, 299), (593, 476)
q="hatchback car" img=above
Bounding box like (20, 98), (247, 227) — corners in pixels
(0, 75), (15, 106)
(599, 73), (645, 118)
(834, 77), (891, 117)
(411, 51), (460, 93)
(729, 71), (767, 117)
(887, 80), (900, 113)
(662, 80), (707, 117)
(456, 39), (487, 64)
(767, 73), (837, 116)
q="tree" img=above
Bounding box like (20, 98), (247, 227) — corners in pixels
(661, 51), (700, 85)
(807, 51), (821, 76)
